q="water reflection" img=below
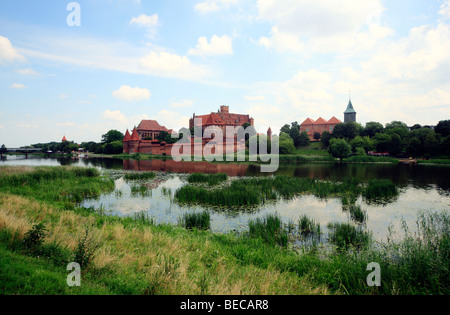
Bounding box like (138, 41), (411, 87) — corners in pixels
(123, 159), (249, 177)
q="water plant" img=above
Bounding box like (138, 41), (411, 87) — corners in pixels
(348, 205), (368, 224)
(178, 211), (211, 230)
(248, 213), (288, 247)
(298, 215), (321, 236)
(363, 179), (399, 203)
(327, 222), (372, 250)
(187, 173), (228, 186)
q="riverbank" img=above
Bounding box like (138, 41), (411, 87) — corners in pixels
(0, 166), (448, 295)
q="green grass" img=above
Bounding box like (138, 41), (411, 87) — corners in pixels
(418, 159), (450, 165)
(0, 166), (114, 207)
(187, 173), (228, 186)
(344, 156), (399, 164)
(363, 179), (399, 203)
(327, 222), (372, 250)
(175, 176), (368, 207)
(1, 166), (448, 295)
(248, 213), (288, 247)
(178, 211), (211, 231)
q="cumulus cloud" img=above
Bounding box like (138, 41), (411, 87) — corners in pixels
(18, 68), (39, 75)
(130, 14), (160, 38)
(170, 99), (194, 108)
(440, 0), (450, 19)
(256, 0), (389, 54)
(140, 51), (210, 80)
(194, 0), (239, 14)
(112, 85), (151, 101)
(0, 36), (25, 64)
(188, 35), (233, 56)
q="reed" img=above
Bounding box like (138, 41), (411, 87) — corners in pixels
(363, 179), (399, 202)
(298, 215), (321, 235)
(178, 211), (211, 230)
(348, 205), (368, 224)
(327, 222), (372, 250)
(187, 173), (228, 186)
(248, 213), (288, 247)
(130, 184), (151, 197)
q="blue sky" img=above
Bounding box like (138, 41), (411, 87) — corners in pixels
(1, 0), (450, 147)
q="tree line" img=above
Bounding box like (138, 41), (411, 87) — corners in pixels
(279, 120), (450, 159)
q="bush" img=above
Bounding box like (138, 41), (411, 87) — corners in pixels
(23, 223), (47, 250)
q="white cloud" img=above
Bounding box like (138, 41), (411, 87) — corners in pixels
(130, 14), (160, 38)
(188, 35), (233, 56)
(56, 122), (76, 127)
(140, 51), (210, 80)
(0, 36), (25, 64)
(170, 99), (194, 108)
(150, 110), (191, 130)
(18, 68), (39, 75)
(245, 95), (265, 101)
(440, 0), (450, 19)
(256, 0), (389, 54)
(112, 85), (151, 101)
(102, 110), (129, 125)
(10, 83), (26, 89)
(194, 0), (239, 14)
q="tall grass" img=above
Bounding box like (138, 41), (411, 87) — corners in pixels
(327, 222), (372, 250)
(178, 211), (211, 230)
(363, 179), (399, 203)
(0, 166), (114, 206)
(248, 213), (288, 247)
(187, 173), (228, 186)
(175, 176), (364, 207)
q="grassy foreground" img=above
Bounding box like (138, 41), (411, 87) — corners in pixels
(0, 166), (448, 295)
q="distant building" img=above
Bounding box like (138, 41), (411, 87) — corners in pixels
(123, 120), (175, 155)
(62, 135), (68, 142)
(136, 120), (174, 140)
(344, 98), (357, 123)
(190, 105), (254, 134)
(300, 117), (342, 141)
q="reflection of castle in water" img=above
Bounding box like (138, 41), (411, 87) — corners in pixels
(123, 159), (249, 177)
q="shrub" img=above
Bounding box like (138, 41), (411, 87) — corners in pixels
(23, 223), (47, 250)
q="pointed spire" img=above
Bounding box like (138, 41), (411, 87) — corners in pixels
(130, 128), (140, 141)
(123, 129), (131, 142)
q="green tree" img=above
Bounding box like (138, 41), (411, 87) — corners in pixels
(298, 131), (310, 147)
(385, 121), (409, 138)
(289, 123), (301, 147)
(0, 144), (6, 158)
(102, 130), (124, 144)
(321, 131), (331, 149)
(435, 120), (450, 137)
(280, 124), (291, 135)
(313, 132), (321, 141)
(328, 139), (352, 160)
(332, 122), (361, 140)
(278, 133), (295, 155)
(373, 133), (392, 153)
(387, 133), (403, 156)
(362, 122), (384, 137)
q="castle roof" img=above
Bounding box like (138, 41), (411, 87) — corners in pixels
(313, 117), (328, 125)
(130, 128), (140, 141)
(192, 107), (252, 127)
(300, 118), (316, 126)
(123, 129), (131, 142)
(62, 135), (67, 142)
(137, 120), (169, 132)
(344, 100), (357, 114)
(328, 116), (342, 124)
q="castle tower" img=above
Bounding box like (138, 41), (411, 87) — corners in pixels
(267, 127), (272, 141)
(123, 129), (131, 153)
(344, 98), (357, 123)
(128, 128), (140, 154)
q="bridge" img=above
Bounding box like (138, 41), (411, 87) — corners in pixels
(1, 148), (43, 159)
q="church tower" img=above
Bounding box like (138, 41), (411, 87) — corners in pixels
(344, 97), (357, 123)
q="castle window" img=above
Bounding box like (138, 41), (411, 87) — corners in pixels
(330, 127), (333, 132)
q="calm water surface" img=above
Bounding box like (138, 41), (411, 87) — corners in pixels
(2, 155), (449, 241)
